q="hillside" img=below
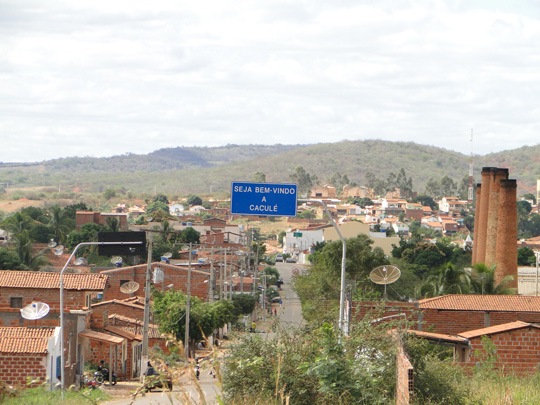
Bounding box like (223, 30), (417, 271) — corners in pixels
(0, 141), (539, 196)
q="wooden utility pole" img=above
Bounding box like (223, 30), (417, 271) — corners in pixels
(184, 244), (192, 360)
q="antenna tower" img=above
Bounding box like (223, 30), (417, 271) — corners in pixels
(468, 129), (474, 203)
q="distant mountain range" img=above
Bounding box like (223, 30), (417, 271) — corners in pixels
(0, 141), (539, 196)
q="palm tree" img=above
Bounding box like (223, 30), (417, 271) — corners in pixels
(470, 263), (516, 295)
(13, 230), (49, 270)
(420, 263), (471, 298)
(106, 217), (120, 232)
(47, 206), (70, 245)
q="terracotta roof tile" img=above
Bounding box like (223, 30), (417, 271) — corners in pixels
(408, 329), (469, 344)
(0, 270), (108, 291)
(0, 327), (56, 354)
(419, 294), (540, 312)
(79, 329), (124, 344)
(459, 321), (540, 339)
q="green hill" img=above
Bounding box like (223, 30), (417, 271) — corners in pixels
(1, 141), (539, 196)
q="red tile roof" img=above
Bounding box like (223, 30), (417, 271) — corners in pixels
(79, 329), (124, 345)
(407, 329), (469, 344)
(0, 327), (56, 354)
(459, 321), (540, 339)
(419, 294), (540, 312)
(0, 270), (108, 291)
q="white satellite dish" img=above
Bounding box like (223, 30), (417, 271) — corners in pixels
(21, 302), (50, 320)
(369, 265), (401, 299)
(163, 252), (173, 259)
(145, 216), (154, 222)
(74, 257), (86, 266)
(54, 245), (64, 256)
(110, 256), (123, 265)
(48, 239), (57, 248)
(120, 281), (140, 294)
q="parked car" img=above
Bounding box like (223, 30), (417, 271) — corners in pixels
(286, 257), (296, 263)
(275, 254), (284, 262)
(144, 363), (173, 392)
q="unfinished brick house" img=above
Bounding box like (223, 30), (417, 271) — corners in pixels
(0, 271), (109, 386)
(89, 298), (166, 379)
(353, 295), (540, 336)
(0, 326), (61, 388)
(457, 321), (540, 375)
(99, 263), (211, 302)
(0, 270), (109, 327)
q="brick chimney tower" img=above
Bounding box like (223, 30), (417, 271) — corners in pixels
(474, 167), (497, 264)
(485, 168), (509, 266)
(495, 179), (518, 288)
(471, 183), (482, 264)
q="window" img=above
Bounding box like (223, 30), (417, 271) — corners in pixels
(10, 297), (23, 308)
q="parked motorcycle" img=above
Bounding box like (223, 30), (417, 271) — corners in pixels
(83, 376), (99, 389)
(95, 360), (117, 385)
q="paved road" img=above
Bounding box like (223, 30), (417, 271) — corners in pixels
(103, 262), (305, 404)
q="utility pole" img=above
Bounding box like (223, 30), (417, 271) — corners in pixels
(209, 247), (215, 303)
(140, 233), (153, 381)
(184, 244), (192, 360)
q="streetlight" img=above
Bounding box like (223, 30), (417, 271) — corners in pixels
(299, 198), (347, 336)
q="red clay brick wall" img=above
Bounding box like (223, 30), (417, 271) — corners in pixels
(0, 353), (47, 387)
(102, 265), (210, 302)
(465, 328), (540, 375)
(395, 344), (414, 405)
(352, 302), (540, 335)
(0, 288), (88, 312)
(87, 340), (126, 378)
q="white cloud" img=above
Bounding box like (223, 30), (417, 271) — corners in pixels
(1, 0), (540, 161)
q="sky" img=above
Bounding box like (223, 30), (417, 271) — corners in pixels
(2, 0), (540, 163)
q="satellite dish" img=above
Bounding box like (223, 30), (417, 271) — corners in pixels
(145, 216), (154, 222)
(120, 281), (140, 294)
(369, 265), (401, 299)
(163, 252), (173, 259)
(110, 256), (123, 265)
(21, 302), (50, 320)
(74, 257), (86, 266)
(48, 239), (57, 248)
(54, 245), (64, 256)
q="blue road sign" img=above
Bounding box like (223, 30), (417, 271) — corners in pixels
(231, 182), (298, 217)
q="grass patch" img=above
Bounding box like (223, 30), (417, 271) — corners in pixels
(0, 386), (110, 405)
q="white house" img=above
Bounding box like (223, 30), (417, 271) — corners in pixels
(169, 203), (185, 216)
(284, 229), (324, 253)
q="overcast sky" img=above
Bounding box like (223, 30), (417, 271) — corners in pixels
(2, 0), (540, 162)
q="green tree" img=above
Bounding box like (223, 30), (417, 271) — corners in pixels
(47, 206), (70, 245)
(13, 230), (49, 270)
(103, 188), (116, 200)
(522, 193), (537, 204)
(440, 175), (457, 197)
(518, 246), (536, 266)
(145, 201), (169, 216)
(187, 194), (203, 206)
(290, 166), (313, 195)
(469, 263), (516, 295)
(411, 195), (438, 211)
(297, 210), (315, 219)
(0, 248), (23, 270)
(180, 227), (200, 244)
(252, 172), (266, 183)
(419, 263), (471, 298)
(153, 193), (169, 205)
(152, 289), (216, 357)
(278, 230), (286, 247)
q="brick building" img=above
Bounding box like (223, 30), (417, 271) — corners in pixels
(353, 295), (540, 336)
(100, 263), (211, 302)
(457, 321), (540, 375)
(0, 271), (109, 387)
(75, 211), (128, 231)
(0, 326), (61, 388)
